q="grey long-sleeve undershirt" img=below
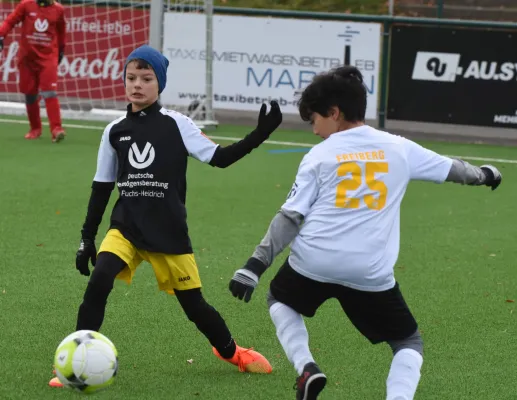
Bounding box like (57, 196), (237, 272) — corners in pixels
(251, 158), (487, 268)
(251, 208), (303, 268)
(445, 158), (487, 185)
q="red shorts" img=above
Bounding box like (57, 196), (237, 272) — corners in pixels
(18, 58), (58, 95)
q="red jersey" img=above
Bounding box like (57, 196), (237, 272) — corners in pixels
(0, 0), (66, 62)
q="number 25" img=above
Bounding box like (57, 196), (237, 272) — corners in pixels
(335, 162), (388, 210)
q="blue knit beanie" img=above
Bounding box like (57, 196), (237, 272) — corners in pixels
(124, 45), (169, 94)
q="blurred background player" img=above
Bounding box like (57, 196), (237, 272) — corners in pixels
(228, 66), (502, 400)
(0, 0), (66, 142)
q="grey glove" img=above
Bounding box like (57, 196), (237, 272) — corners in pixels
(480, 165), (502, 191)
(229, 269), (259, 303)
(229, 257), (267, 303)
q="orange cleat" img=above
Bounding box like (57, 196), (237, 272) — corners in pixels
(48, 377), (63, 388)
(48, 369), (64, 388)
(213, 345), (273, 374)
(24, 129), (42, 140)
(51, 128), (66, 143)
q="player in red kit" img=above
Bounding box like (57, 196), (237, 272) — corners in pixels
(0, 0), (66, 143)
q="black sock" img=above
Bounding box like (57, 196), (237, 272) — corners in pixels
(76, 282), (110, 331)
(176, 288), (237, 359)
(217, 337), (237, 359)
(76, 252), (126, 331)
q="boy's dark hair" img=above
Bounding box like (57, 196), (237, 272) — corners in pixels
(127, 58), (153, 71)
(298, 65), (367, 123)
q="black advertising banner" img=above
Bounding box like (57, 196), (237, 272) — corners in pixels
(387, 25), (517, 128)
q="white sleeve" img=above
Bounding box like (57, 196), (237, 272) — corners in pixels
(93, 125), (118, 182)
(281, 155), (319, 217)
(173, 112), (219, 163)
(403, 138), (453, 183)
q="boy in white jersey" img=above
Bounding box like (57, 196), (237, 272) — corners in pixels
(227, 66), (502, 400)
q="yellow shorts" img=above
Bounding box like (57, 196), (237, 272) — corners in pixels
(98, 229), (202, 295)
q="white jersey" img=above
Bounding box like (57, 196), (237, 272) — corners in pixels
(282, 125), (453, 292)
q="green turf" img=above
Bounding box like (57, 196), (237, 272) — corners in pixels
(0, 119), (516, 400)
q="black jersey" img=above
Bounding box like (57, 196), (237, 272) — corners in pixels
(93, 101), (219, 254)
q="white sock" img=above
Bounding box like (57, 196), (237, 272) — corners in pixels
(386, 348), (423, 400)
(269, 302), (315, 375)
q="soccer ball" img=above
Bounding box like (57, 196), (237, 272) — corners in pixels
(53, 330), (118, 394)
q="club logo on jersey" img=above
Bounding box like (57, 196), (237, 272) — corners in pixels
(34, 18), (49, 33)
(128, 142), (155, 170)
(287, 182), (298, 200)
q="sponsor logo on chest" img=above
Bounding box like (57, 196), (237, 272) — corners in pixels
(34, 18), (49, 32)
(128, 142), (155, 170)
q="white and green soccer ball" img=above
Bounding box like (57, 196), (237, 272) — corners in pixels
(54, 330), (118, 394)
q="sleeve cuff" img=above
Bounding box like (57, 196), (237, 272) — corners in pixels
(245, 257), (268, 278)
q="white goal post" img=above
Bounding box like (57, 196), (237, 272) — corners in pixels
(0, 0), (218, 128)
(155, 0), (217, 128)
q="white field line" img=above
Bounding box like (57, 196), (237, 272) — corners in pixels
(1, 117), (516, 164)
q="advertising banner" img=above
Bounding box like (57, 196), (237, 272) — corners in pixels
(162, 13), (381, 119)
(388, 25), (517, 127)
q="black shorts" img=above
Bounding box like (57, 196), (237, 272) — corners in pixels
(269, 259), (418, 344)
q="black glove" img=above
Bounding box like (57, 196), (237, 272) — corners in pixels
(255, 100), (282, 137)
(229, 257), (268, 303)
(480, 165), (502, 191)
(76, 239), (97, 276)
(0, 37), (4, 51)
(58, 49), (64, 64)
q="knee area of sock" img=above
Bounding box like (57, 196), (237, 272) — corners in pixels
(86, 270), (117, 297)
(41, 90), (57, 99)
(267, 291), (288, 319)
(266, 290), (277, 308)
(25, 94), (38, 104)
(388, 330), (424, 357)
(184, 301), (213, 323)
(82, 286), (111, 308)
(177, 290), (214, 323)
(268, 301), (303, 334)
(387, 350), (424, 382)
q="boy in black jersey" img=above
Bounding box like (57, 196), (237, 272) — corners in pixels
(49, 45), (282, 388)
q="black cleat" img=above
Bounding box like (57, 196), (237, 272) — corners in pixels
(294, 362), (327, 400)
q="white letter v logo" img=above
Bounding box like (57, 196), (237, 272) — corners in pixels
(132, 142), (152, 163)
(128, 142), (155, 169)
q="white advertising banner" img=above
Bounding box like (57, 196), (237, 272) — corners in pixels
(162, 13), (381, 119)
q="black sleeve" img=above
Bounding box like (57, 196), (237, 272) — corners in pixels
(80, 181), (115, 241)
(208, 129), (269, 168)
